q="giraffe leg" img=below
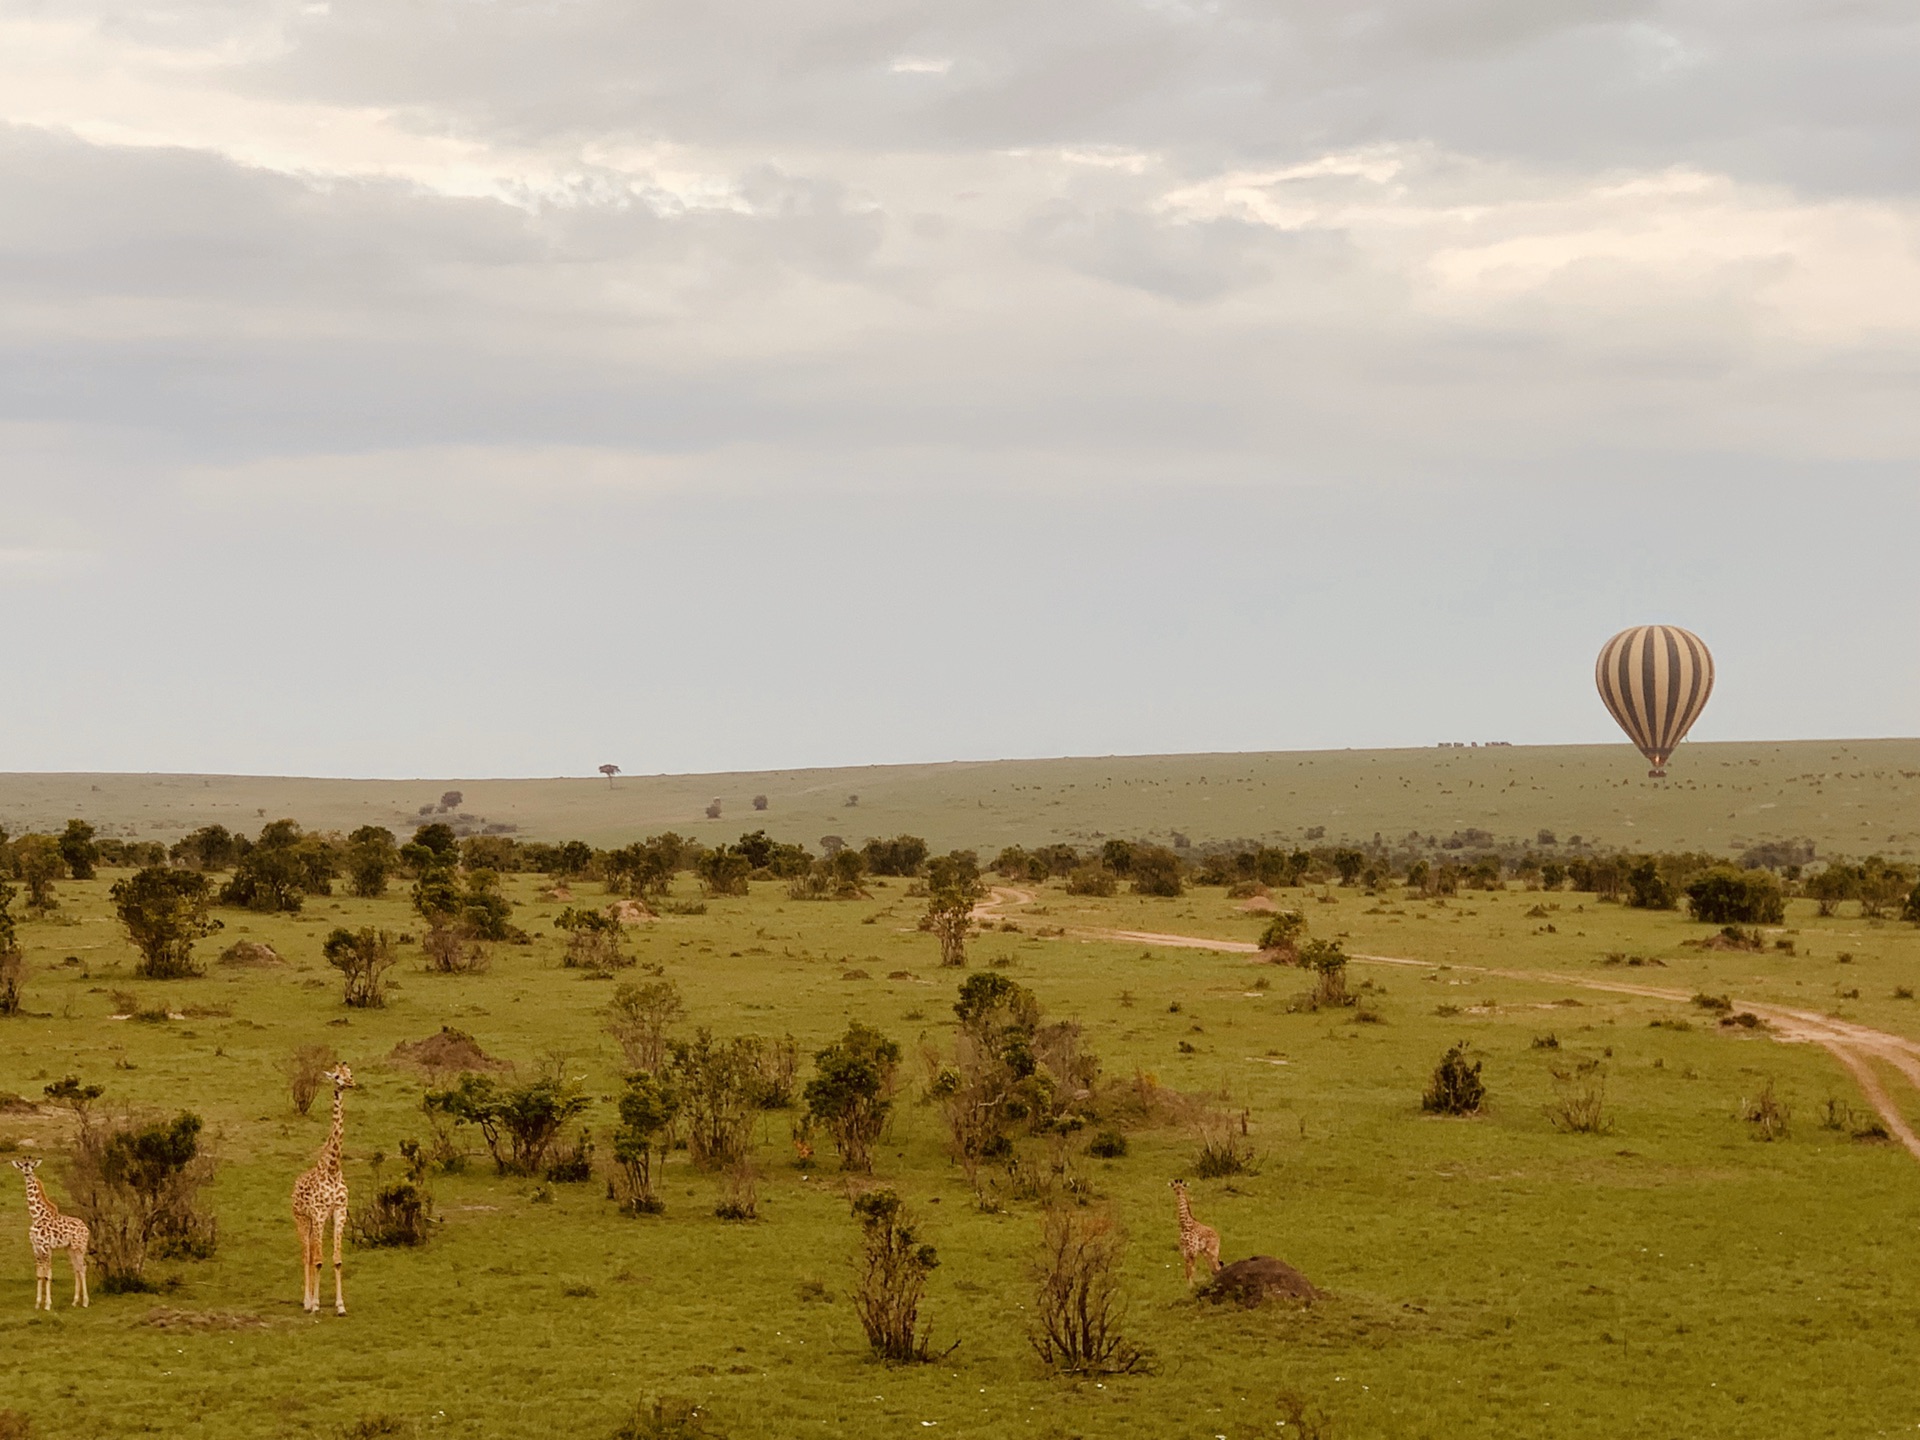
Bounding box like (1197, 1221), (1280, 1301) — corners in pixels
(75, 1246), (89, 1308)
(34, 1254), (53, 1312)
(295, 1212), (315, 1311)
(1182, 1249), (1194, 1285)
(331, 1208), (347, 1315)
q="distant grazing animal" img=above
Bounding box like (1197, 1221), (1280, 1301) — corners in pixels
(11, 1158), (89, 1310)
(1169, 1179), (1221, 1285)
(292, 1065), (356, 1315)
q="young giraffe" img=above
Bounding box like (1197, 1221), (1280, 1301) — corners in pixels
(11, 1158), (89, 1310)
(291, 1065), (355, 1315)
(1169, 1179), (1221, 1285)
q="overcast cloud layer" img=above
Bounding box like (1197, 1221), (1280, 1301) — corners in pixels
(2, 1), (1916, 777)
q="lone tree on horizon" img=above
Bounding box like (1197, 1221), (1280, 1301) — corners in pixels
(599, 764), (620, 787)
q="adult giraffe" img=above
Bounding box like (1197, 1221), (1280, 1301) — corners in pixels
(292, 1064), (355, 1315)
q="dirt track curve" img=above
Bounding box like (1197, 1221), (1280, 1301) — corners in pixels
(973, 888), (1920, 1161)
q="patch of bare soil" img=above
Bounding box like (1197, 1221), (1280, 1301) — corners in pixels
(605, 899), (654, 925)
(218, 940), (285, 967)
(389, 1026), (510, 1075)
(1237, 895), (1278, 913)
(1200, 1256), (1322, 1306)
(540, 884), (574, 902)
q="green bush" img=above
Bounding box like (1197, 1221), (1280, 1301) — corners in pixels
(1421, 1044), (1486, 1116)
(1685, 868), (1785, 925)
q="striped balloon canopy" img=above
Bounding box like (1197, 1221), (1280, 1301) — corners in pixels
(1595, 625), (1714, 777)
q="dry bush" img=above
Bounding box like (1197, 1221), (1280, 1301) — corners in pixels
(713, 1156), (759, 1221)
(669, 1030), (760, 1170)
(1274, 1392), (1334, 1439)
(421, 923), (488, 974)
(849, 1189), (942, 1363)
(1028, 1207), (1149, 1375)
(608, 1397), (720, 1440)
(1191, 1117), (1258, 1179)
(282, 1045), (340, 1116)
(1544, 1059), (1613, 1134)
(0, 1411), (34, 1440)
(606, 980), (684, 1073)
(1742, 1081), (1790, 1141)
(556, 908), (632, 972)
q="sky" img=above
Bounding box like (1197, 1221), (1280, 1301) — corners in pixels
(2, 0), (1916, 778)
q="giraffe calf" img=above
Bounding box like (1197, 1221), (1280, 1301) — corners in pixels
(11, 1158), (90, 1310)
(1169, 1179), (1222, 1285)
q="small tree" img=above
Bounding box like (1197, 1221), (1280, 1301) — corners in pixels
(58, 819), (100, 881)
(424, 1068), (590, 1175)
(323, 927), (398, 1008)
(607, 979), (686, 1072)
(696, 846), (750, 897)
(1029, 1207), (1148, 1375)
(110, 867), (220, 979)
(344, 826), (400, 899)
(925, 851), (984, 968)
(15, 835), (65, 913)
(1297, 938), (1351, 1009)
(804, 1022), (901, 1173)
(1257, 911), (1306, 962)
(752, 794), (769, 811)
(1625, 858), (1676, 910)
(1686, 868), (1786, 925)
(599, 764), (621, 787)
(850, 1189), (941, 1363)
(668, 1029), (761, 1170)
(1129, 846), (1183, 897)
(67, 1111), (218, 1291)
(611, 1070), (680, 1214)
(440, 791), (464, 812)
(0, 878), (21, 1017)
(554, 907), (631, 970)
(1422, 1043), (1486, 1116)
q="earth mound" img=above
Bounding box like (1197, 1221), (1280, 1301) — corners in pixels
(1199, 1256), (1321, 1307)
(218, 941), (285, 967)
(389, 1026), (510, 1075)
(606, 899), (654, 924)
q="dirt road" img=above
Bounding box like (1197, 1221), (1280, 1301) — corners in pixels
(973, 888), (1920, 1161)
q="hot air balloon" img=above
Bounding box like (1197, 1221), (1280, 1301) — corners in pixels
(1595, 625), (1713, 777)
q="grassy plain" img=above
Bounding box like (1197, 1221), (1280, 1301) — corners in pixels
(2, 737), (1919, 858)
(4, 867), (1920, 1439)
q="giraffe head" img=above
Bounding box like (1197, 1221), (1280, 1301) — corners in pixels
(324, 1064), (356, 1091)
(10, 1158), (41, 1177)
(1169, 1178), (1188, 1197)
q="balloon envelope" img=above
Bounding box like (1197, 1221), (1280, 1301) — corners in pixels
(1595, 625), (1714, 777)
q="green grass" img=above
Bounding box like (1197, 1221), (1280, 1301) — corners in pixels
(3, 872), (1919, 1439)
(4, 736), (1919, 856)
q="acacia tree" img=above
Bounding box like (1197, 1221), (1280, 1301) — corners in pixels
(111, 867), (220, 979)
(323, 926), (398, 1007)
(803, 1022), (901, 1172)
(924, 852), (984, 968)
(344, 826), (400, 899)
(59, 819), (100, 881)
(15, 835), (66, 914)
(599, 764), (620, 787)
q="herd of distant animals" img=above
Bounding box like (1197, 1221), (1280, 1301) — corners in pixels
(14, 1064), (1234, 1313)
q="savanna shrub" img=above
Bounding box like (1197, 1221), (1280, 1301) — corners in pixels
(1422, 1044), (1486, 1116)
(850, 1189), (941, 1363)
(425, 1069), (590, 1176)
(68, 1111), (218, 1290)
(282, 1045), (340, 1116)
(1685, 868), (1786, 925)
(1028, 1207), (1148, 1375)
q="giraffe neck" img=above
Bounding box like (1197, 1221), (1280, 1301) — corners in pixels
(20, 1172), (57, 1224)
(319, 1087), (346, 1174)
(1175, 1191), (1195, 1227)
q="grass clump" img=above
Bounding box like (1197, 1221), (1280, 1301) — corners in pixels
(1544, 1058), (1612, 1135)
(609, 1398), (720, 1440)
(1742, 1081), (1790, 1141)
